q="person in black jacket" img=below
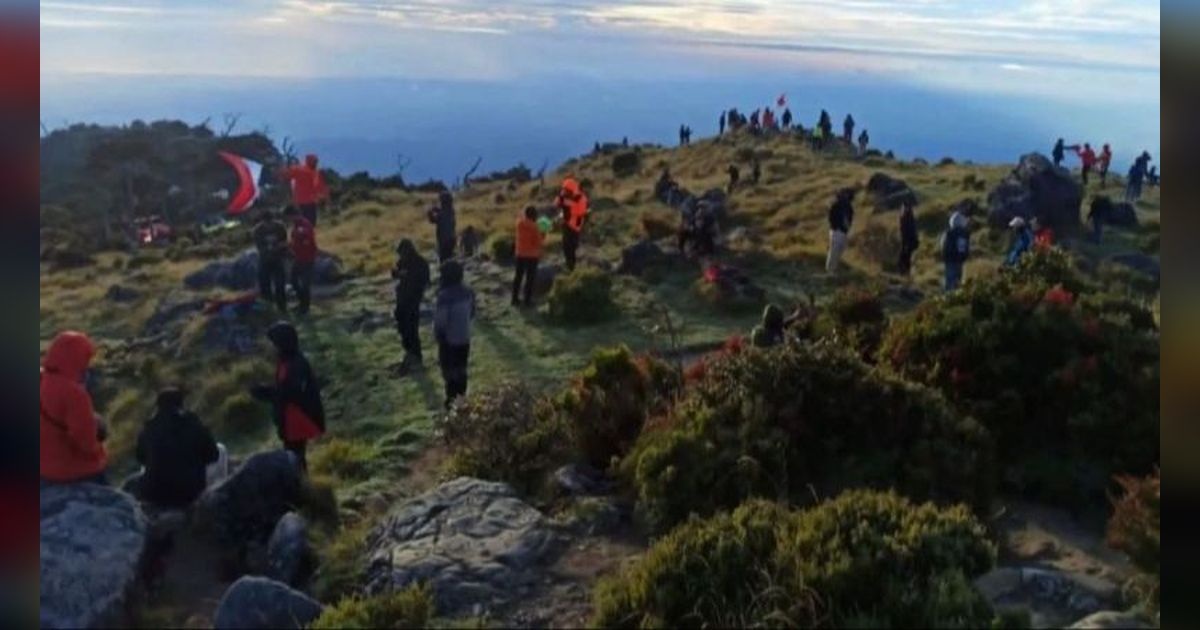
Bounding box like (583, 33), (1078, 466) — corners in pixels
(252, 210), (289, 312)
(133, 388), (219, 509)
(427, 191), (457, 263)
(252, 322), (325, 471)
(897, 201), (919, 275)
(1052, 138), (1066, 167)
(392, 239), (430, 375)
(825, 188), (855, 273)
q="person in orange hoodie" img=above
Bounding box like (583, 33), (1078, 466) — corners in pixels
(555, 177), (589, 271)
(1073, 143), (1097, 186)
(40, 331), (108, 484)
(1097, 143), (1113, 188)
(280, 154), (330, 226)
(512, 206), (545, 307)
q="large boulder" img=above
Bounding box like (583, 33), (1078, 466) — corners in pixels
(865, 172), (916, 210)
(1068, 610), (1153, 629)
(533, 263), (562, 297)
(987, 153), (1083, 229)
(184, 249), (343, 290)
(365, 477), (562, 615)
(266, 512), (316, 588)
(974, 566), (1121, 628)
(617, 240), (669, 276)
(1109, 202), (1139, 228)
(212, 576), (323, 630)
(40, 483), (148, 629)
(194, 450), (303, 557)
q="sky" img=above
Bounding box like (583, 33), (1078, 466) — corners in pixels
(39, 1), (1161, 179)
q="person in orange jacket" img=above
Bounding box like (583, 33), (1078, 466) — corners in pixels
(1073, 143), (1097, 186)
(279, 154), (330, 226)
(1097, 144), (1113, 188)
(555, 176), (589, 271)
(40, 331), (108, 484)
(512, 206), (545, 307)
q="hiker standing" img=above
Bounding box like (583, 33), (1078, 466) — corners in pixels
(1074, 143), (1097, 185)
(726, 164), (740, 194)
(897, 201), (918, 275)
(1125, 152), (1150, 202)
(941, 212), (971, 291)
(392, 239), (430, 375)
(1097, 144), (1113, 188)
(555, 176), (589, 271)
(818, 110), (833, 146)
(434, 261), (476, 409)
(427, 191), (457, 263)
(132, 388), (218, 509)
(1052, 139), (1066, 167)
(41, 331), (108, 485)
(252, 322), (325, 472)
(253, 210), (289, 313)
(279, 154), (329, 226)
(512, 206), (545, 307)
(679, 124), (687, 146)
(781, 108), (793, 129)
(843, 114), (855, 142)
(825, 188), (855, 273)
(284, 206), (317, 315)
(1004, 217), (1034, 267)
(858, 129), (870, 154)
(1087, 198), (1109, 244)
(718, 111), (726, 135)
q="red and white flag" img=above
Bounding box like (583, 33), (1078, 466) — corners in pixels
(218, 151), (263, 215)
(776, 93), (787, 107)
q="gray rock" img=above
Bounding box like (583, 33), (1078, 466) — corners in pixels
(975, 565), (1122, 628)
(365, 477), (563, 615)
(866, 172), (917, 211)
(533, 263), (562, 297)
(212, 576), (323, 630)
(553, 463), (611, 496)
(143, 295), (205, 336)
(267, 512), (316, 588)
(194, 450), (303, 556)
(1109, 202), (1139, 228)
(184, 249), (343, 291)
(40, 483), (148, 629)
(617, 240), (669, 276)
(560, 496), (623, 536)
(987, 153), (1083, 230)
(1068, 610), (1153, 629)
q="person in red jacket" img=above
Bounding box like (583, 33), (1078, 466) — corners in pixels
(284, 206), (318, 315)
(1074, 143), (1097, 186)
(280, 154), (330, 226)
(252, 322), (325, 472)
(1097, 143), (1113, 188)
(40, 331), (108, 484)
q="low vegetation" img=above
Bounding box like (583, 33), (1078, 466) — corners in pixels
(1107, 469), (1160, 612)
(311, 583), (434, 629)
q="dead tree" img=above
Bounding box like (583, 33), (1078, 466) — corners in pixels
(459, 156), (482, 189)
(535, 158), (549, 185)
(220, 112), (242, 137)
(280, 136), (298, 165)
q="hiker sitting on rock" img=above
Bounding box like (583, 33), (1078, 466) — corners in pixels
(392, 239), (430, 375)
(41, 331), (108, 485)
(434, 261), (476, 409)
(131, 388), (218, 509)
(251, 322), (325, 472)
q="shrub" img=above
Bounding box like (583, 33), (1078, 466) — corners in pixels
(592, 491), (996, 628)
(818, 287), (887, 360)
(619, 340), (994, 531)
(126, 250), (164, 269)
(640, 208), (676, 240)
(311, 583), (433, 629)
(310, 438), (379, 481)
(611, 151), (642, 178)
(880, 248), (1159, 507)
(554, 346), (679, 468)
(546, 267), (615, 324)
(312, 519), (372, 602)
(853, 222), (900, 271)
(439, 383), (569, 496)
(485, 232), (515, 265)
(1107, 469), (1159, 610)
(214, 392), (265, 435)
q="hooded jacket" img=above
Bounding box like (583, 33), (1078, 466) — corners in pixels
(40, 331), (107, 481)
(828, 194), (854, 233)
(434, 263), (476, 347)
(263, 323), (325, 442)
(282, 155), (329, 206)
(556, 179), (589, 233)
(135, 390), (218, 508)
(393, 240), (431, 310)
(942, 213), (970, 264)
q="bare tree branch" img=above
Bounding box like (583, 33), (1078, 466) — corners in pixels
(536, 158), (549, 185)
(396, 153), (413, 174)
(40, 120), (49, 136)
(280, 136), (297, 165)
(220, 112), (242, 137)
(460, 156), (482, 189)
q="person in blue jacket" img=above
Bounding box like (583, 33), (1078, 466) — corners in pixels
(1004, 216), (1034, 266)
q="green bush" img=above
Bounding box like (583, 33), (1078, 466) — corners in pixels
(312, 519), (371, 602)
(310, 438), (379, 481)
(880, 248), (1159, 507)
(546, 267), (616, 324)
(1107, 469), (1159, 611)
(611, 151), (642, 178)
(592, 491), (996, 628)
(818, 287), (888, 360)
(555, 346), (679, 469)
(439, 383), (569, 496)
(215, 391), (267, 435)
(126, 250), (164, 269)
(311, 583), (433, 629)
(620, 340), (994, 531)
(486, 232), (515, 265)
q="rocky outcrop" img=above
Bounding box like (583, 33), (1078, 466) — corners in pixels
(865, 172), (917, 210)
(987, 153), (1083, 229)
(40, 483), (148, 629)
(974, 566), (1122, 628)
(194, 450), (303, 558)
(266, 512), (316, 588)
(365, 477), (563, 615)
(184, 249), (343, 291)
(617, 240), (672, 276)
(212, 576), (323, 630)
(1068, 610), (1154, 629)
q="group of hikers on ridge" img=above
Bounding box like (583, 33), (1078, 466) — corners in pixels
(1051, 138), (1158, 201)
(717, 105), (869, 155)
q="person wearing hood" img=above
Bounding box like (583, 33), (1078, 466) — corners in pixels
(1126, 151), (1151, 202)
(750, 304), (787, 348)
(253, 209), (289, 313)
(280, 154), (330, 226)
(41, 331), (108, 484)
(133, 388), (218, 509)
(897, 201), (919, 275)
(718, 111), (726, 136)
(284, 206), (317, 315)
(826, 188), (855, 273)
(392, 239), (430, 374)
(513, 206), (545, 307)
(858, 129), (870, 155)
(252, 322), (325, 471)
(843, 114), (855, 142)
(434, 261), (476, 409)
(1052, 139), (1066, 167)
(781, 108), (793, 129)
(941, 212), (971, 291)
(555, 176), (589, 271)
(427, 190), (457, 263)
(1004, 217), (1034, 267)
